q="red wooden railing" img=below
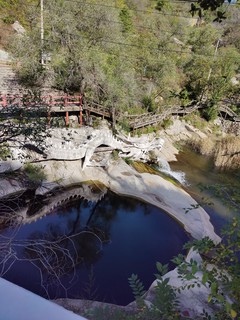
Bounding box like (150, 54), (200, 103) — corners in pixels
(0, 94), (83, 126)
(0, 94), (82, 107)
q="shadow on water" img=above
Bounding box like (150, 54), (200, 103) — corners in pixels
(170, 146), (240, 235)
(0, 191), (189, 305)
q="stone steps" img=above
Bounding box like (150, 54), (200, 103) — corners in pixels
(0, 63), (22, 94)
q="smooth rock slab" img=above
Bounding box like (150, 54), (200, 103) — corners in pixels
(43, 158), (221, 244)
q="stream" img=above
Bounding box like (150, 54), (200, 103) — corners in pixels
(169, 146), (240, 235)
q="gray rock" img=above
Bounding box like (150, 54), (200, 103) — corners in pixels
(0, 179), (25, 199)
(0, 160), (23, 173)
(12, 21), (26, 35)
(0, 49), (10, 62)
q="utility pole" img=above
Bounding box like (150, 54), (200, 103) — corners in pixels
(40, 0), (44, 65)
(200, 38), (221, 103)
(207, 38), (221, 81)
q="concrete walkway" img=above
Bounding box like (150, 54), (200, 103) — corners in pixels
(0, 278), (87, 320)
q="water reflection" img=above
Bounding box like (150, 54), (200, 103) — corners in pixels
(170, 146), (240, 234)
(0, 191), (189, 305)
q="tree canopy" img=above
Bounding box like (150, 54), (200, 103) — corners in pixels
(2, 0), (239, 115)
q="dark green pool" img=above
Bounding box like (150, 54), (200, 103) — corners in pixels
(0, 191), (189, 305)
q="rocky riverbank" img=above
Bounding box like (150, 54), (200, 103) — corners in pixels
(0, 119), (222, 241)
(1, 118), (235, 319)
(41, 158), (220, 243)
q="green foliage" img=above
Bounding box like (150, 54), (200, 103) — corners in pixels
(127, 263), (179, 320)
(84, 306), (131, 320)
(23, 163), (46, 185)
(87, 217), (240, 319)
(176, 216), (240, 319)
(189, 0), (238, 22)
(124, 157), (133, 165)
(112, 150), (119, 160)
(152, 277), (179, 319)
(7, 0), (240, 114)
(92, 117), (102, 129)
(118, 119), (130, 133)
(0, 143), (11, 160)
(2, 15), (15, 24)
(201, 106), (219, 121)
(179, 88), (193, 107)
(119, 7), (133, 33)
(141, 96), (157, 113)
(184, 111), (207, 130)
(183, 237), (215, 255)
(161, 118), (173, 130)
(0, 0), (39, 27)
(128, 274), (146, 300)
(199, 181), (240, 211)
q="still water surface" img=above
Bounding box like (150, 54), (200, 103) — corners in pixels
(1, 192), (189, 305)
(170, 146), (240, 235)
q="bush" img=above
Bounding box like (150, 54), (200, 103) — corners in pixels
(142, 96), (157, 113)
(184, 111), (207, 130)
(161, 118), (173, 130)
(0, 143), (11, 160)
(119, 119), (131, 133)
(2, 15), (15, 24)
(202, 106), (218, 122)
(23, 163), (46, 185)
(112, 150), (119, 161)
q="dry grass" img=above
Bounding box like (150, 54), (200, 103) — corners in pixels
(188, 137), (215, 156)
(214, 136), (240, 171)
(131, 161), (158, 174)
(0, 21), (13, 50)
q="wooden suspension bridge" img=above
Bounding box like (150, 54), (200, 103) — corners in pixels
(0, 94), (239, 129)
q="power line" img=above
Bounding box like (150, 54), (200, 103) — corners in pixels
(43, 12), (190, 36)
(63, 0), (192, 18)
(43, 28), (223, 58)
(0, 25), (222, 59)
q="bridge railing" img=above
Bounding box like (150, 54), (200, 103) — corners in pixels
(0, 94), (83, 109)
(1, 94), (239, 127)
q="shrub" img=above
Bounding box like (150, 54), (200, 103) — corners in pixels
(112, 150), (119, 161)
(201, 106), (218, 122)
(119, 119), (131, 133)
(184, 111), (207, 130)
(142, 96), (157, 113)
(161, 118), (173, 130)
(23, 163), (46, 185)
(124, 157), (133, 165)
(0, 143), (11, 160)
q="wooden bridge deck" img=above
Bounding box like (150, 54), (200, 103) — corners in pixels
(0, 94), (239, 129)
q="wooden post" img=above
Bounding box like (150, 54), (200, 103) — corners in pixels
(66, 111), (69, 126)
(79, 95), (83, 126)
(47, 111), (51, 127)
(47, 95), (52, 127)
(2, 95), (7, 107)
(64, 96), (69, 126)
(79, 107), (83, 126)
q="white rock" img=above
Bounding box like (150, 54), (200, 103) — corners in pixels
(12, 21), (26, 34)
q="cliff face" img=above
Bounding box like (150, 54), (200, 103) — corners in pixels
(214, 136), (240, 170)
(189, 132), (240, 171)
